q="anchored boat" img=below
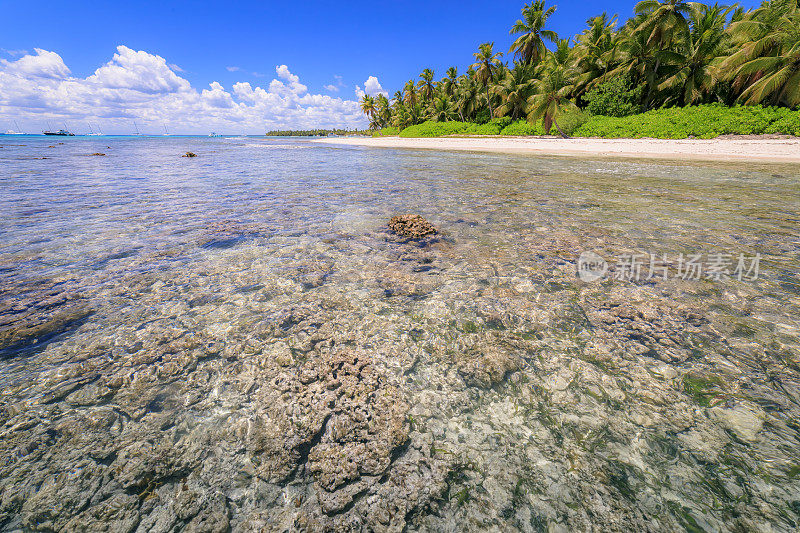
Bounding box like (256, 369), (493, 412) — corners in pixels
(43, 129), (75, 136)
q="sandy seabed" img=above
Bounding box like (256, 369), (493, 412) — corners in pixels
(314, 135), (800, 163)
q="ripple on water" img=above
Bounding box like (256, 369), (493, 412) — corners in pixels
(0, 137), (799, 531)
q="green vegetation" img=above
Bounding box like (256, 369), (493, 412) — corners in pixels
(575, 104), (800, 138)
(393, 104), (800, 138)
(397, 118), (514, 137)
(584, 77), (643, 117)
(359, 0), (800, 138)
(499, 120), (547, 135)
(265, 128), (368, 137)
(682, 373), (725, 407)
(398, 121), (475, 137)
(372, 126), (400, 137)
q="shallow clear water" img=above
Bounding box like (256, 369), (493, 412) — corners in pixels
(1, 136), (799, 531)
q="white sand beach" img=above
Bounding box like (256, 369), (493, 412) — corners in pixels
(313, 135), (800, 163)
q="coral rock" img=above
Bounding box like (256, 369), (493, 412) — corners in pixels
(389, 215), (437, 239)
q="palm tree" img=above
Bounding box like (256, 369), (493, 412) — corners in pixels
(720, 0), (800, 107)
(550, 38), (574, 69)
(377, 0), (800, 126)
(573, 13), (619, 97)
(375, 94), (391, 127)
(441, 67), (459, 98)
(607, 23), (657, 90)
(658, 3), (731, 106)
(634, 0), (694, 48)
(493, 62), (534, 119)
(418, 69), (436, 104)
(509, 1), (559, 65)
(471, 42), (503, 118)
(360, 95), (377, 126)
(430, 94), (456, 121)
(634, 0), (695, 108)
(527, 56), (577, 137)
(403, 80), (419, 123)
(455, 74), (480, 122)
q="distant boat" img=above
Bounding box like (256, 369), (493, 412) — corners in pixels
(209, 132), (222, 137)
(133, 121), (144, 136)
(2, 120), (25, 135)
(43, 129), (75, 136)
(86, 123), (102, 136)
(162, 123), (171, 136)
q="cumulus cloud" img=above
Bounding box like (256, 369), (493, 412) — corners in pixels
(1, 48), (70, 79)
(275, 64), (298, 83)
(355, 76), (387, 99)
(87, 46), (189, 93)
(271, 64), (307, 95)
(324, 84), (338, 92)
(364, 76), (387, 97)
(0, 47), (370, 134)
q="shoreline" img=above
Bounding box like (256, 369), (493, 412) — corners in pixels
(312, 135), (800, 163)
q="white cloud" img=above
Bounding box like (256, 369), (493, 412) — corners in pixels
(0, 47), (370, 134)
(226, 66), (240, 72)
(1, 48), (70, 79)
(355, 76), (387, 99)
(271, 64), (307, 95)
(87, 46), (188, 93)
(1, 49), (29, 57)
(363, 76), (387, 97)
(326, 74), (346, 93)
(169, 63), (184, 73)
(275, 64), (298, 82)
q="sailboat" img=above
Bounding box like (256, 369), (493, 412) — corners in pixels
(87, 123), (102, 136)
(162, 123), (171, 136)
(133, 121), (144, 136)
(2, 120), (25, 135)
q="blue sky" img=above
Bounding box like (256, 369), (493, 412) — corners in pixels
(0, 0), (762, 133)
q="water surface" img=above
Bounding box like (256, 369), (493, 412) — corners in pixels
(1, 136), (799, 531)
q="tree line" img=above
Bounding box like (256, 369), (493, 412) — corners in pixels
(359, 0), (800, 136)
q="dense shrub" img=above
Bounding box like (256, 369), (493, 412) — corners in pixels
(474, 109), (492, 124)
(584, 77), (643, 117)
(399, 118), (512, 137)
(500, 120), (546, 135)
(372, 126), (400, 137)
(574, 104), (800, 138)
(398, 121), (475, 137)
(556, 108), (590, 136)
(399, 106), (800, 139)
(473, 117), (513, 135)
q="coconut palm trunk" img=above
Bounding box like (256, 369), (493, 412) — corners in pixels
(552, 118), (569, 138)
